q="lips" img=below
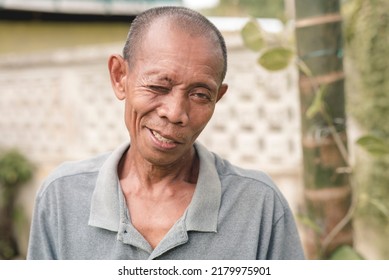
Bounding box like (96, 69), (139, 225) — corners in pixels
(151, 129), (175, 144)
(148, 128), (182, 149)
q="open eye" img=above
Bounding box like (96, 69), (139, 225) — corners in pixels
(189, 88), (213, 103)
(192, 92), (211, 100)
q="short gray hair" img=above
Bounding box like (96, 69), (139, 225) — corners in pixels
(122, 6), (227, 82)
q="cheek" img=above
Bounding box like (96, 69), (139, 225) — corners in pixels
(124, 95), (156, 131)
(123, 98), (141, 132)
(189, 114), (214, 143)
(190, 105), (215, 130)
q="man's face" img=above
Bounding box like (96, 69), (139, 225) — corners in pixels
(118, 21), (228, 166)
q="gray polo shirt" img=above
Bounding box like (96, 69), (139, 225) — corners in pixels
(27, 142), (304, 260)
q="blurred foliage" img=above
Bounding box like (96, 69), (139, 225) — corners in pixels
(240, 0), (388, 259)
(0, 150), (34, 188)
(343, 0), (389, 258)
(0, 149), (34, 259)
(240, 18), (294, 71)
(344, 0), (389, 135)
(241, 19), (266, 51)
(257, 47), (294, 71)
(329, 245), (364, 260)
(356, 135), (389, 156)
(203, 0), (285, 18)
(242, 8), (356, 259)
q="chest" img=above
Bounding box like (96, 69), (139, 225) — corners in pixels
(123, 184), (195, 249)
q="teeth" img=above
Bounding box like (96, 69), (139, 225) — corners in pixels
(152, 130), (174, 143)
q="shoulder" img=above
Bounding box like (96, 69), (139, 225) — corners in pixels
(217, 157), (275, 187)
(213, 152), (290, 210)
(195, 142), (285, 202)
(37, 152), (110, 199)
(214, 152), (275, 188)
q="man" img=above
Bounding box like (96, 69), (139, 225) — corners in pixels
(27, 6), (304, 260)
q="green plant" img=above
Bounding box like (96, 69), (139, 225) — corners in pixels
(0, 149), (34, 259)
(329, 245), (363, 260)
(240, 18), (295, 72)
(240, 16), (360, 259)
(344, 0), (389, 259)
(356, 135), (389, 157)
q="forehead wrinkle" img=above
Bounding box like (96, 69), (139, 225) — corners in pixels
(135, 25), (223, 88)
(141, 70), (176, 85)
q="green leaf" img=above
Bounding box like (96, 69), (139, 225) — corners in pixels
(296, 214), (322, 234)
(241, 19), (265, 52)
(369, 198), (389, 218)
(329, 245), (364, 260)
(297, 59), (313, 77)
(306, 85), (327, 119)
(356, 135), (389, 156)
(257, 47), (294, 71)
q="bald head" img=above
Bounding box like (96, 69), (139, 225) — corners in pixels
(122, 6), (227, 82)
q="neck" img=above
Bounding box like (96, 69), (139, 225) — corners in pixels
(118, 146), (199, 192)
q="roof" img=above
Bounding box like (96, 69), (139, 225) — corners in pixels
(0, 0), (183, 15)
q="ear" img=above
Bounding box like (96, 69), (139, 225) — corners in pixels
(216, 83), (228, 103)
(108, 54), (127, 100)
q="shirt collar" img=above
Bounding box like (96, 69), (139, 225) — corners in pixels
(88, 142), (129, 231)
(88, 142), (221, 233)
(185, 142), (221, 232)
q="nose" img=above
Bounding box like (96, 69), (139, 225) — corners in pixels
(156, 92), (189, 126)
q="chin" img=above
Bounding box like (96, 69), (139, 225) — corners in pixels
(145, 146), (193, 166)
(145, 154), (181, 167)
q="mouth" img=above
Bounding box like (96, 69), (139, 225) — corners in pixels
(148, 128), (182, 149)
(151, 129), (175, 143)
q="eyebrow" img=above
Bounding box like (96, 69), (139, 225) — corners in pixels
(144, 71), (218, 92)
(143, 72), (174, 84)
(191, 82), (214, 91)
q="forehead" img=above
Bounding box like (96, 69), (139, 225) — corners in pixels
(134, 18), (224, 82)
(144, 17), (217, 47)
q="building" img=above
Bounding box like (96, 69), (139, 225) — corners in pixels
(0, 0), (183, 17)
